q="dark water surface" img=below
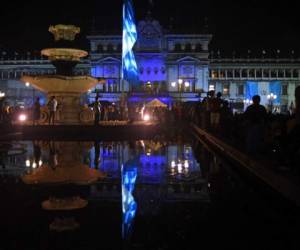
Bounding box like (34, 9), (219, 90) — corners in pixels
(0, 137), (299, 250)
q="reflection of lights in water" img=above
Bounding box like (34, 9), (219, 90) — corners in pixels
(143, 114), (150, 121)
(32, 162), (37, 169)
(184, 160), (189, 169)
(39, 160), (43, 167)
(19, 114), (27, 122)
(146, 149), (151, 156)
(25, 160), (30, 167)
(171, 161), (176, 168)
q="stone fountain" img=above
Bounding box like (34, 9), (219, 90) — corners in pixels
(21, 24), (103, 124)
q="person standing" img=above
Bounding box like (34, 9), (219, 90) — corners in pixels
(244, 95), (267, 155)
(33, 97), (41, 125)
(93, 97), (101, 125)
(47, 96), (57, 125)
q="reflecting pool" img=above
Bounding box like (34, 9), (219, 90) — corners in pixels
(0, 138), (299, 250)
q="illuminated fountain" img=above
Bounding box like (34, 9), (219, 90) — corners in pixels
(21, 25), (103, 124)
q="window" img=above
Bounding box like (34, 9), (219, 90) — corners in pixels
(234, 69), (240, 78)
(271, 70), (277, 78)
(282, 84), (288, 96)
(249, 69), (255, 78)
(211, 70), (218, 79)
(241, 69), (247, 78)
(292, 69), (299, 78)
(227, 70), (233, 78)
(278, 70), (284, 78)
(220, 70), (226, 78)
(263, 69), (269, 78)
(256, 69), (262, 78)
(237, 84), (244, 96)
(285, 70), (291, 78)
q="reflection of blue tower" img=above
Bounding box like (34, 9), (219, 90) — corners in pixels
(122, 158), (138, 239)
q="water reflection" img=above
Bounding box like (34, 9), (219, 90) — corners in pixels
(1, 139), (207, 248)
(0, 139), (298, 249)
(122, 143), (138, 239)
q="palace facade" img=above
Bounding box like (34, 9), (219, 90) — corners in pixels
(0, 15), (299, 111)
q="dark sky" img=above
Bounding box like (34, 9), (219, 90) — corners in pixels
(0, 0), (299, 57)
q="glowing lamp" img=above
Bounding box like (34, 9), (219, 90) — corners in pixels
(184, 160), (189, 169)
(26, 160), (30, 167)
(143, 114), (150, 121)
(19, 114), (27, 122)
(171, 161), (176, 168)
(25, 82), (30, 87)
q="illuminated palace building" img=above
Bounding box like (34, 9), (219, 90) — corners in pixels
(1, 15), (300, 111)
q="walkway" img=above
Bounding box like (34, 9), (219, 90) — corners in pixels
(191, 123), (300, 207)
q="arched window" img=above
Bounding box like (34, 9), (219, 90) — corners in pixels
(97, 44), (103, 52)
(174, 43), (181, 51)
(185, 43), (192, 52)
(196, 44), (202, 52)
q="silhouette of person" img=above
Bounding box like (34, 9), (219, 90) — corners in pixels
(47, 96), (57, 125)
(33, 97), (41, 125)
(244, 95), (267, 154)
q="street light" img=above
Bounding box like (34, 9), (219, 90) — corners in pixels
(25, 82), (35, 105)
(267, 93), (277, 112)
(171, 79), (185, 102)
(0, 91), (5, 98)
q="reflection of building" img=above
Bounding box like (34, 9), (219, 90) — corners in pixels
(1, 14), (299, 110)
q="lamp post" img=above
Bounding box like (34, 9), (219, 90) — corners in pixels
(171, 79), (190, 102)
(26, 82), (35, 105)
(267, 93), (277, 113)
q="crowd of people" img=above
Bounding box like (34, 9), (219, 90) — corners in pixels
(1, 89), (299, 173)
(179, 89), (300, 174)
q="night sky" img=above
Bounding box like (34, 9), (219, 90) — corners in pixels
(0, 0), (299, 57)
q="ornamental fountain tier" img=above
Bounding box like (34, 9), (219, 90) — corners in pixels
(21, 24), (103, 124)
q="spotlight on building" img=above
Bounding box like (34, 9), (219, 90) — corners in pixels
(19, 114), (27, 122)
(143, 114), (150, 121)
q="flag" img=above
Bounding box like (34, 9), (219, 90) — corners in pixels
(122, 0), (139, 87)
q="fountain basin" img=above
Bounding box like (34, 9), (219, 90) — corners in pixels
(21, 75), (100, 93)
